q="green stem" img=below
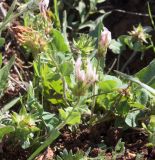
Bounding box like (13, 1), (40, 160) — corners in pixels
(54, 0), (59, 18)
(103, 55), (106, 73)
(89, 57), (100, 125)
(89, 83), (96, 125)
(54, 0), (61, 29)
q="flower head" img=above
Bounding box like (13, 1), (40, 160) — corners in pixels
(75, 57), (86, 82)
(85, 59), (98, 84)
(128, 24), (150, 43)
(11, 26), (47, 54)
(75, 57), (98, 86)
(39, 0), (49, 19)
(74, 57), (98, 96)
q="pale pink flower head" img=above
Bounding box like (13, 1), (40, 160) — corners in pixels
(75, 57), (82, 73)
(39, 0), (49, 18)
(86, 59), (98, 85)
(74, 57), (98, 96)
(75, 57), (86, 82)
(78, 70), (86, 82)
(75, 57), (98, 85)
(100, 27), (112, 47)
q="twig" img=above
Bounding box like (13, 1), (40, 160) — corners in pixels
(147, 2), (155, 30)
(117, 54), (120, 71)
(88, 91), (112, 99)
(14, 65), (23, 82)
(107, 58), (117, 74)
(5, 41), (11, 51)
(113, 9), (155, 17)
(121, 51), (137, 72)
(9, 76), (27, 90)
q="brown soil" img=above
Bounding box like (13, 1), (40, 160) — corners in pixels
(52, 124), (151, 159)
(0, 123), (154, 159)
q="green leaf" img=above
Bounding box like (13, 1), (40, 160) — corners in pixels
(76, 1), (86, 23)
(148, 115), (155, 132)
(136, 59), (155, 88)
(99, 80), (119, 93)
(0, 125), (15, 141)
(50, 79), (63, 94)
(125, 110), (140, 127)
(57, 149), (85, 160)
(114, 139), (125, 158)
(66, 111), (81, 125)
(78, 20), (96, 31)
(129, 102), (145, 109)
(133, 41), (144, 52)
(51, 29), (70, 52)
(4, 0), (17, 21)
(42, 112), (59, 130)
(60, 62), (73, 76)
(0, 38), (5, 47)
(49, 98), (63, 105)
(136, 89), (149, 106)
(103, 75), (122, 84)
(19, 106), (27, 115)
(97, 0), (106, 3)
(0, 97), (20, 114)
(42, 112), (55, 121)
(59, 108), (81, 125)
(119, 35), (133, 49)
(109, 39), (123, 54)
(22, 139), (30, 149)
(59, 108), (67, 120)
(99, 76), (122, 93)
(0, 55), (15, 94)
(90, 21), (103, 45)
(117, 100), (130, 116)
(90, 0), (97, 11)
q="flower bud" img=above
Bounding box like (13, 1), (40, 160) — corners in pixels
(100, 27), (111, 46)
(98, 27), (111, 56)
